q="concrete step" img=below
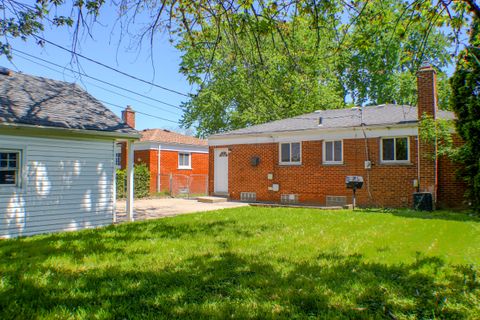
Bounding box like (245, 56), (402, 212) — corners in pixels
(197, 196), (228, 203)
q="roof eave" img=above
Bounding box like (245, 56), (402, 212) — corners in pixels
(137, 140), (208, 148)
(208, 122), (419, 140)
(0, 122), (141, 140)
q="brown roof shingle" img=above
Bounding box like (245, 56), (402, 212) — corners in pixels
(140, 129), (207, 146)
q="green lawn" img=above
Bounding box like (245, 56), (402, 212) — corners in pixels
(1, 208), (479, 319)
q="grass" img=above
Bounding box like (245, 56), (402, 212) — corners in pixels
(0, 207), (479, 319)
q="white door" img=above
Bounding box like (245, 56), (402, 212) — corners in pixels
(214, 148), (229, 194)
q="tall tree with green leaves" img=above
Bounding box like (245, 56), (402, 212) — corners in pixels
(178, 0), (453, 136)
(450, 16), (480, 211)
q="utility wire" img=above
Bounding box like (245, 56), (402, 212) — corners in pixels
(12, 48), (184, 110)
(34, 35), (191, 98)
(13, 52), (179, 124)
(14, 51), (182, 117)
(99, 100), (179, 124)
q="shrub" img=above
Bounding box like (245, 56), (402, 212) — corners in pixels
(116, 164), (151, 199)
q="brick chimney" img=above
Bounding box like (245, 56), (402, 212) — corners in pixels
(122, 105), (136, 129)
(416, 63), (438, 204)
(121, 106), (136, 169)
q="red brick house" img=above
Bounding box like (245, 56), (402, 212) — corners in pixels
(118, 107), (208, 195)
(208, 64), (466, 209)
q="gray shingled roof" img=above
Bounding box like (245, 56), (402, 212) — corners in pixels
(0, 70), (138, 135)
(211, 104), (456, 137)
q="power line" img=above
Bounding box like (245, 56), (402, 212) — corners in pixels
(34, 35), (191, 98)
(14, 51), (182, 117)
(12, 48), (184, 110)
(13, 52), (179, 124)
(100, 100), (178, 124)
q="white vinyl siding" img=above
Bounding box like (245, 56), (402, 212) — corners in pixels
(323, 140), (343, 164)
(279, 142), (301, 165)
(0, 134), (115, 238)
(381, 137), (410, 163)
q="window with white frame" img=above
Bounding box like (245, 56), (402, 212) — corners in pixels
(115, 152), (122, 169)
(178, 152), (191, 169)
(0, 150), (21, 186)
(381, 137), (409, 162)
(323, 140), (343, 164)
(279, 142), (301, 165)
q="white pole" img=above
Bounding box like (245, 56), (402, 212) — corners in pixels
(126, 139), (134, 221)
(112, 141), (117, 224)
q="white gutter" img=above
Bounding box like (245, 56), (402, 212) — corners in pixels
(208, 122), (419, 142)
(0, 122), (141, 140)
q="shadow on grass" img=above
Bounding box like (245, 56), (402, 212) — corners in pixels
(0, 237), (478, 319)
(358, 207), (480, 223)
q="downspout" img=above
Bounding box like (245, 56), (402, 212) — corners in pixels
(416, 135), (421, 192)
(157, 144), (161, 193)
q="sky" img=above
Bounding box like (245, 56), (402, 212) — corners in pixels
(0, 2), (191, 132)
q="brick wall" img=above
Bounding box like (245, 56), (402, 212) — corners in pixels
(133, 150), (157, 194)
(134, 149), (209, 194)
(437, 136), (467, 208)
(210, 136), (421, 208)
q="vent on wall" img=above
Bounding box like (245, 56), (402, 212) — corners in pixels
(326, 196), (347, 207)
(281, 194), (299, 204)
(240, 192), (257, 202)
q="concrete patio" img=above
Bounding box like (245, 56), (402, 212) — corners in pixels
(115, 198), (248, 222)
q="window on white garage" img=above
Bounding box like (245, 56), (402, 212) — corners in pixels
(323, 140), (343, 164)
(279, 142), (301, 165)
(115, 152), (122, 169)
(0, 150), (21, 186)
(178, 153), (191, 169)
(381, 137), (409, 163)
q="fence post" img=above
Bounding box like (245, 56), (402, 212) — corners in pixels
(205, 174), (209, 196)
(169, 173), (173, 196)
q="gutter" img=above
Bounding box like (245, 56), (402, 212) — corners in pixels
(0, 122), (141, 140)
(208, 122), (419, 142)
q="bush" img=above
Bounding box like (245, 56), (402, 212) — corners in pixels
(116, 164), (151, 199)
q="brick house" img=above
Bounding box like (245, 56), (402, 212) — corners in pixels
(208, 64), (466, 209)
(118, 107), (208, 195)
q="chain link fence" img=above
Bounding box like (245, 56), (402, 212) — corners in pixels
(158, 173), (208, 198)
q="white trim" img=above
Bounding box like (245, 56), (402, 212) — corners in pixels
(178, 152), (192, 170)
(208, 125), (418, 146)
(0, 143), (27, 194)
(322, 140), (343, 165)
(0, 122), (140, 139)
(134, 141), (208, 153)
(279, 142), (302, 165)
(126, 140), (135, 222)
(157, 145), (161, 192)
(380, 136), (411, 164)
(112, 141), (117, 224)
(0, 148), (22, 187)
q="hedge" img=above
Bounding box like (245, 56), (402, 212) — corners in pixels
(116, 164), (151, 199)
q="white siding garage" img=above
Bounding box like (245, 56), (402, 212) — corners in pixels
(0, 134), (115, 237)
(0, 68), (139, 238)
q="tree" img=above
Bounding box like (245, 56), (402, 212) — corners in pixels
(450, 17), (480, 211)
(178, 0), (453, 136)
(0, 0), (476, 61)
